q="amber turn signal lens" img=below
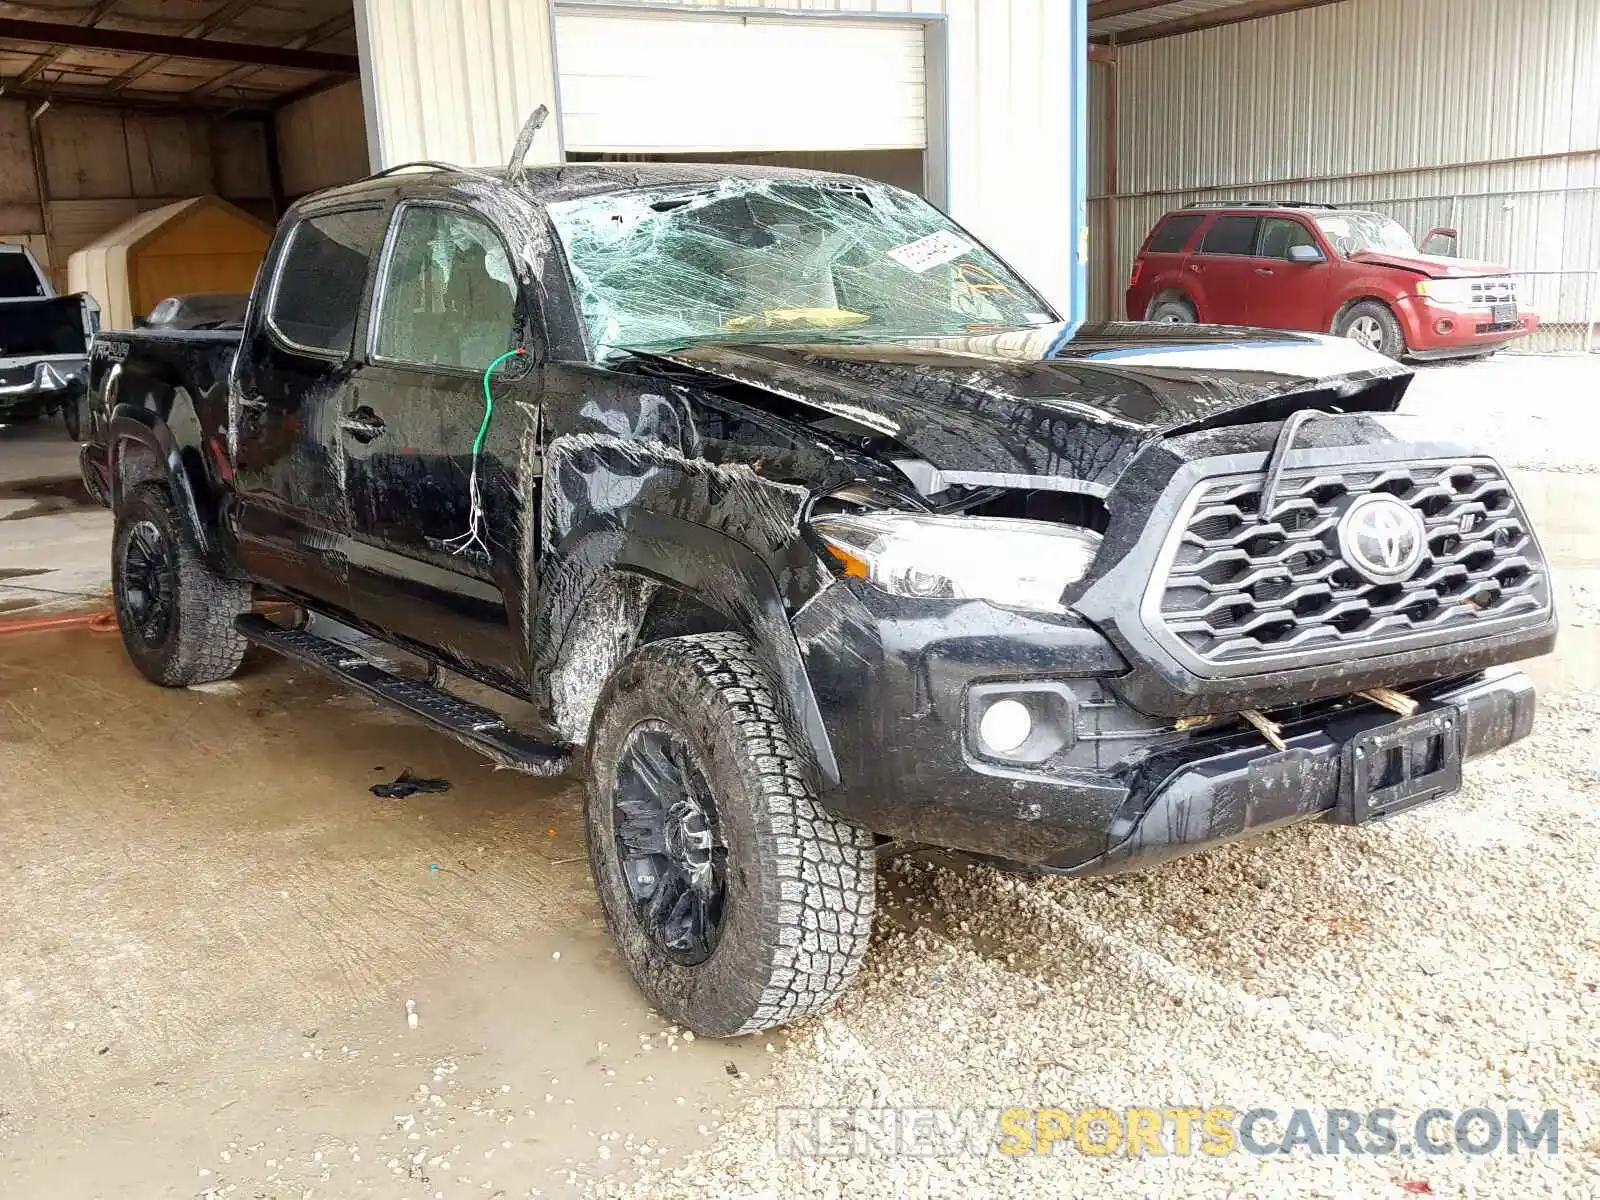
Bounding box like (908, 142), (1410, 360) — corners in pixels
(825, 544), (870, 579)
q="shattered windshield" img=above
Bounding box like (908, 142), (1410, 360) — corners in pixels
(548, 179), (1056, 358)
(1315, 211), (1420, 257)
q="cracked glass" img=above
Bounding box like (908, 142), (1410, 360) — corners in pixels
(548, 180), (1056, 359)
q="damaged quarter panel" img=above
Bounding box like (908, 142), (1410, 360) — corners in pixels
(533, 362), (901, 777)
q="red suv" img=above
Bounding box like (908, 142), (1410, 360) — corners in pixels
(1125, 203), (1537, 360)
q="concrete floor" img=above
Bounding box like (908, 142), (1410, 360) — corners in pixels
(0, 356), (1595, 1198)
(0, 631), (772, 1198)
(0, 421), (109, 616)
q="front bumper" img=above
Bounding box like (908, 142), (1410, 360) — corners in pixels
(794, 581), (1537, 874)
(1052, 665), (1535, 875)
(1396, 296), (1538, 356)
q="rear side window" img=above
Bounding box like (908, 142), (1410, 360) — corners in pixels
(1198, 215), (1260, 256)
(1145, 213), (1204, 254)
(268, 209), (385, 356)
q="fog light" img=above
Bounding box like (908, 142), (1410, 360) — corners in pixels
(979, 698), (1032, 753)
(1435, 318), (1454, 334)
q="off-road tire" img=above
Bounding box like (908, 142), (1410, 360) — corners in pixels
(586, 632), (876, 1037)
(112, 483), (250, 687)
(1337, 300), (1407, 359)
(1146, 296), (1198, 323)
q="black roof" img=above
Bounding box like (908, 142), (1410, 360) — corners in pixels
(298, 160), (869, 213)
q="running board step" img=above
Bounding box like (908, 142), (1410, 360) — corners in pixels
(235, 614), (571, 777)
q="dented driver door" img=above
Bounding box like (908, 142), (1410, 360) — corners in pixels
(340, 202), (534, 678)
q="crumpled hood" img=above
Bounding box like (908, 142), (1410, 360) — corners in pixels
(1349, 250), (1510, 277)
(646, 321), (1411, 494)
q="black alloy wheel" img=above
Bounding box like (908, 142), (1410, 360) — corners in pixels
(612, 721), (728, 966)
(118, 518), (176, 648)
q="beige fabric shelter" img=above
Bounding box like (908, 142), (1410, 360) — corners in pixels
(67, 196), (272, 331)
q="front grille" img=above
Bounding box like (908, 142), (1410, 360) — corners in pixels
(1148, 459), (1550, 669)
(1469, 277), (1517, 305)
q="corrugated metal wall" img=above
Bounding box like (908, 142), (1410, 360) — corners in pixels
(1089, 0), (1600, 345)
(354, 0), (562, 171)
(355, 0), (1083, 312)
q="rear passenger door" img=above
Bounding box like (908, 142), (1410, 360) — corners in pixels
(1186, 215), (1260, 324)
(1131, 212), (1204, 319)
(231, 206), (386, 611)
(342, 202), (532, 676)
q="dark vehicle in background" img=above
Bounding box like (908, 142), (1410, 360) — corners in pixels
(1126, 202), (1537, 360)
(138, 292), (249, 331)
(0, 242), (100, 436)
(81, 158), (1555, 1037)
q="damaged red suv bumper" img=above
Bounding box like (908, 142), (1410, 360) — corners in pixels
(1396, 294), (1540, 359)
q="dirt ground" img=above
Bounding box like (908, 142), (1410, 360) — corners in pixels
(0, 356), (1595, 1198)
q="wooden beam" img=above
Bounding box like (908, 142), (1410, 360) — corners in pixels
(1089, 0), (1183, 21)
(188, 12), (356, 101)
(0, 78), (270, 116)
(7, 0), (123, 88)
(1114, 0), (1346, 44)
(0, 17), (360, 74)
(1088, 43), (1118, 64)
(105, 0), (263, 94)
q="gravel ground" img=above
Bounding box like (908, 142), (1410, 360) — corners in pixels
(1401, 356), (1600, 473)
(605, 690), (1599, 1198)
(596, 357), (1600, 1200)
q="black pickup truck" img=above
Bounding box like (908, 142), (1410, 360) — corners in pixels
(81, 160), (1555, 1037)
(1, 242), (99, 436)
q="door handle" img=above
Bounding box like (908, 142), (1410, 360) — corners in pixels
(1187, 263), (1202, 273)
(1255, 267), (1275, 277)
(339, 408), (386, 443)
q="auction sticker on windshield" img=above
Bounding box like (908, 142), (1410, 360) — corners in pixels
(889, 230), (974, 274)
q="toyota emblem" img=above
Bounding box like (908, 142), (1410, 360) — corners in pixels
(1337, 494), (1426, 583)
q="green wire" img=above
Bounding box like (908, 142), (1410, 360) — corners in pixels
(472, 348), (525, 458)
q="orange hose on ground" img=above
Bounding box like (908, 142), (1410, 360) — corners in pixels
(0, 608), (116, 637)
(0, 600), (298, 638)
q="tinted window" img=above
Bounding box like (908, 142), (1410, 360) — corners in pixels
(1198, 215), (1260, 256)
(373, 207), (517, 370)
(1258, 217), (1318, 259)
(1146, 213), (1204, 254)
(269, 210), (384, 355)
(0, 250), (44, 298)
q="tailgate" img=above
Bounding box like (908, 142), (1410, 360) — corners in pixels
(0, 297), (90, 359)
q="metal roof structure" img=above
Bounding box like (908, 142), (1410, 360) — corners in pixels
(0, 0), (358, 113)
(1090, 0), (1345, 45)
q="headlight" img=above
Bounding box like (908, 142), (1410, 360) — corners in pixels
(1416, 278), (1475, 305)
(810, 511), (1102, 614)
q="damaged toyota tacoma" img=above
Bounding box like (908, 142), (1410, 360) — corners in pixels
(82, 156), (1556, 1037)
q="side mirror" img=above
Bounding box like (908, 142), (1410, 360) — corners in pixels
(1421, 226), (1459, 256)
(1287, 243), (1326, 264)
